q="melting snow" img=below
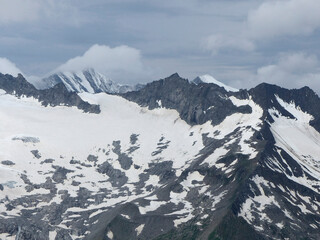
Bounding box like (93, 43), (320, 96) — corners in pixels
(107, 231), (114, 239)
(239, 175), (281, 225)
(138, 200), (167, 214)
(181, 171), (204, 190)
(135, 224), (145, 236)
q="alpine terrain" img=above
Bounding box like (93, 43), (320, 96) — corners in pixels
(32, 68), (144, 94)
(0, 72), (319, 240)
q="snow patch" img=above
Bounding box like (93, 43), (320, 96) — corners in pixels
(135, 224), (145, 236)
(138, 200), (167, 214)
(239, 175), (281, 226)
(107, 230), (114, 239)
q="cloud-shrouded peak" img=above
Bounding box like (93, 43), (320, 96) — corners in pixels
(0, 57), (23, 77)
(56, 44), (149, 84)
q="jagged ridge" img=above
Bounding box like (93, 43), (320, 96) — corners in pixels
(40, 68), (144, 94)
(0, 73), (100, 113)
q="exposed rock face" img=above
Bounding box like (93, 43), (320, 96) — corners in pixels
(0, 73), (100, 113)
(122, 73), (251, 126)
(0, 73), (319, 240)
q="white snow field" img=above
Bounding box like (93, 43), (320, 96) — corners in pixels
(0, 90), (231, 234)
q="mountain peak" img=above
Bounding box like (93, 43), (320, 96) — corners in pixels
(0, 73), (100, 113)
(193, 74), (238, 92)
(35, 68), (144, 94)
(168, 72), (181, 78)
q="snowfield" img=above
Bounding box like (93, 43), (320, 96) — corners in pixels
(0, 91), (224, 236)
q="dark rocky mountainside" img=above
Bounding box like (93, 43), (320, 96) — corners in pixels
(122, 73), (251, 126)
(249, 82), (320, 132)
(0, 73), (319, 240)
(0, 73), (100, 113)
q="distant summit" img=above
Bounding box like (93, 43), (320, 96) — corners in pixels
(31, 68), (144, 94)
(193, 74), (238, 92)
(0, 72), (100, 113)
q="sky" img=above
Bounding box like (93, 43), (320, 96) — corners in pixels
(0, 0), (320, 93)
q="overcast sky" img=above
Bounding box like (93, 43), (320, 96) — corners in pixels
(0, 0), (320, 92)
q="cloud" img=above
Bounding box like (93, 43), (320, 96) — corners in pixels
(0, 0), (41, 24)
(203, 34), (255, 54)
(203, 0), (320, 54)
(255, 52), (320, 93)
(56, 44), (150, 83)
(247, 0), (320, 39)
(0, 0), (80, 26)
(0, 57), (23, 77)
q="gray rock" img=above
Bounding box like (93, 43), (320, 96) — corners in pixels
(1, 160), (15, 166)
(31, 150), (41, 159)
(12, 136), (40, 143)
(52, 166), (74, 183)
(87, 155), (98, 162)
(97, 161), (128, 187)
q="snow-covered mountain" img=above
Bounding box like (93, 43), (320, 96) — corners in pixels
(192, 74), (238, 92)
(0, 72), (320, 240)
(34, 68), (144, 94)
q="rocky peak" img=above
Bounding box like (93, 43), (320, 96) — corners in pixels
(192, 74), (238, 92)
(0, 73), (100, 113)
(40, 68), (144, 94)
(122, 73), (251, 126)
(0, 73), (37, 95)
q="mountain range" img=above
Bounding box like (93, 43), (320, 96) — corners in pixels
(30, 68), (144, 94)
(0, 71), (319, 240)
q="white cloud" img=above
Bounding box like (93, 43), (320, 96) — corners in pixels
(247, 0), (320, 39)
(0, 57), (23, 77)
(204, 0), (320, 54)
(56, 44), (150, 83)
(203, 34), (255, 54)
(255, 53), (320, 92)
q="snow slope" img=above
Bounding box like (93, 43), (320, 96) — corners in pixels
(238, 95), (320, 237)
(197, 74), (238, 92)
(269, 95), (320, 191)
(0, 90), (225, 238)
